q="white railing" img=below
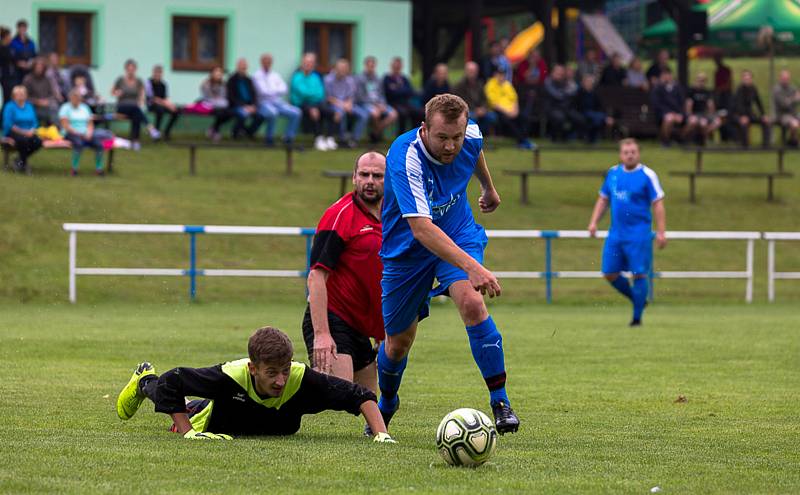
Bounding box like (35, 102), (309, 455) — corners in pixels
(63, 223), (761, 303)
(765, 232), (800, 302)
(63, 223), (315, 303)
(486, 230), (759, 303)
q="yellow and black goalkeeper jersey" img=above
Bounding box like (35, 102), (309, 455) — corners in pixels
(152, 359), (376, 436)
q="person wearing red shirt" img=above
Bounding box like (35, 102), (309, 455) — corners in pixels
(303, 151), (385, 395)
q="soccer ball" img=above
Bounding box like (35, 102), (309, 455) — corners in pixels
(435, 408), (497, 467)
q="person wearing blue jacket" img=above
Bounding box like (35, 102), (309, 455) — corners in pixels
(2, 84), (41, 173)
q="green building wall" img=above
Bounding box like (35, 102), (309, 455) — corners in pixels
(3, 0), (411, 104)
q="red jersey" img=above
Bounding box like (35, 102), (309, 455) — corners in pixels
(309, 192), (384, 340)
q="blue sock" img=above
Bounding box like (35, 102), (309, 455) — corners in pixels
(632, 277), (649, 320)
(466, 316), (510, 406)
(376, 341), (406, 414)
(609, 276), (633, 301)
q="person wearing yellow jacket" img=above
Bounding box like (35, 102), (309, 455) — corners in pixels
(484, 66), (534, 150)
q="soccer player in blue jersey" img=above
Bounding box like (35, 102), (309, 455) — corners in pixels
(376, 93), (520, 434)
(588, 138), (667, 326)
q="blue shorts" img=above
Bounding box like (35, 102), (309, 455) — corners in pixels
(602, 236), (652, 275)
(381, 241), (486, 336)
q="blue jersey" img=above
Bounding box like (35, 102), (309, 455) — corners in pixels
(381, 122), (486, 261)
(600, 163), (665, 240)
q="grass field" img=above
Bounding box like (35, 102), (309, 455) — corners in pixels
(1, 302), (798, 494)
(2, 121), (800, 493)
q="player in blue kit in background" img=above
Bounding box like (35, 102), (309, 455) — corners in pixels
(588, 138), (667, 326)
(376, 93), (520, 434)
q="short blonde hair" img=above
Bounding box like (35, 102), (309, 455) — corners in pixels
(11, 85), (27, 99)
(619, 137), (639, 150)
(424, 93), (468, 125)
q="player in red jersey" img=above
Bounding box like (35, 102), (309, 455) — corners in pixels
(303, 151), (385, 395)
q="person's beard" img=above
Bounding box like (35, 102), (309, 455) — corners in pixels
(357, 187), (382, 206)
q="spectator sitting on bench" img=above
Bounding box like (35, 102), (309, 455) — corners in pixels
(324, 58), (368, 149)
(684, 72), (720, 146)
(646, 49), (670, 88)
(650, 67), (685, 146)
(383, 56), (423, 137)
(513, 48), (548, 87)
(624, 57), (648, 91)
(543, 64), (583, 142)
(733, 69), (770, 148)
(2, 85), (41, 173)
(453, 61), (496, 136)
(22, 57), (58, 125)
(111, 59), (161, 150)
(576, 48), (602, 83)
(772, 69), (800, 147)
(577, 74), (614, 144)
(145, 65), (180, 141)
(254, 53), (301, 148)
(422, 63), (450, 105)
(290, 52), (332, 151)
(59, 88), (113, 176)
(480, 40), (511, 82)
(599, 53), (626, 87)
(69, 66), (102, 109)
(226, 58), (264, 140)
(485, 64), (534, 150)
(200, 66), (233, 143)
(45, 52), (68, 104)
(356, 55), (397, 144)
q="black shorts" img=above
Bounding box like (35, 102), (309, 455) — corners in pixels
(302, 306), (376, 372)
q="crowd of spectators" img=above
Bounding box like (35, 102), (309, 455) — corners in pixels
(4, 14), (800, 173)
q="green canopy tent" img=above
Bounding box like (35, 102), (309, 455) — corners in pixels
(641, 0), (800, 53)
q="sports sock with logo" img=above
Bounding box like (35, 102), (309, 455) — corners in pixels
(71, 150), (80, 171)
(632, 277), (649, 321)
(376, 341), (406, 414)
(139, 374), (158, 400)
(609, 276), (633, 301)
(466, 316), (510, 406)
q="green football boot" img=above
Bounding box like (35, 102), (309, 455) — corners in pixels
(116, 362), (156, 420)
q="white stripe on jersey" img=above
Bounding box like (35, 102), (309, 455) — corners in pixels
(404, 141), (432, 217)
(642, 165), (665, 202)
(466, 122), (482, 140)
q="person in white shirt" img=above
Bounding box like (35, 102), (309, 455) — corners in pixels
(253, 53), (302, 147)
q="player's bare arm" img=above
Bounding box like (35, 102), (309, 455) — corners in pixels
(306, 268), (337, 372)
(653, 199), (667, 249)
(474, 151), (501, 213)
(406, 217), (501, 297)
(588, 196), (609, 237)
(360, 401), (389, 436)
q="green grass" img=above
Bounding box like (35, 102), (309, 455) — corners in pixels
(1, 301), (798, 494)
(1, 141), (799, 304)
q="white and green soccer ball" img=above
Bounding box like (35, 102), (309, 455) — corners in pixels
(435, 408), (497, 467)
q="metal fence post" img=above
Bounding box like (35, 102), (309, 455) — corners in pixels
(189, 232), (197, 300)
(745, 239), (754, 303)
(544, 233), (553, 304)
(649, 235), (655, 302)
(767, 240), (775, 302)
(69, 230), (77, 303)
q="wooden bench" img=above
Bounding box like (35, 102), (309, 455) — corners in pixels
(322, 170), (352, 197)
(669, 170), (794, 202)
(168, 142), (296, 175)
(684, 146), (796, 174)
(2, 137), (117, 174)
(503, 168), (607, 204)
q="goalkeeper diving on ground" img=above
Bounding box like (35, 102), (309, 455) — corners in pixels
(115, 326), (396, 443)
